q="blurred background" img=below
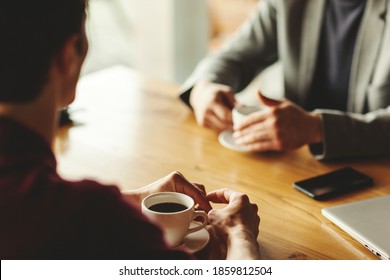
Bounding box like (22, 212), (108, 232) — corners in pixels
(82, 0), (281, 100)
(83, 0), (257, 82)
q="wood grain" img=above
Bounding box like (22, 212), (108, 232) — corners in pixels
(55, 66), (390, 259)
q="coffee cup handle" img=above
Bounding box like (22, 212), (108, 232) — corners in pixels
(186, 211), (208, 235)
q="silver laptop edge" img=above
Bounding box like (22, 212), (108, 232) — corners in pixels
(322, 209), (389, 260)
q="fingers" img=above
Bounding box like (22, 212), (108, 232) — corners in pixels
(234, 129), (279, 152)
(253, 204), (260, 237)
(233, 122), (269, 141)
(206, 91), (236, 131)
(193, 183), (206, 194)
(191, 192), (212, 213)
(185, 185), (212, 213)
(213, 102), (233, 124)
(206, 188), (235, 204)
(204, 111), (232, 132)
(191, 81), (236, 132)
(232, 101), (288, 152)
(169, 172), (212, 213)
(233, 125), (278, 152)
(206, 188), (249, 205)
(234, 109), (270, 130)
(217, 90), (237, 110)
(193, 183), (208, 211)
(207, 189), (260, 243)
(233, 114), (281, 151)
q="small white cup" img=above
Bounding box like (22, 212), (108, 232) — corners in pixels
(232, 105), (263, 127)
(141, 192), (208, 247)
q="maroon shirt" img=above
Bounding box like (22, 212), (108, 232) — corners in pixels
(0, 117), (191, 259)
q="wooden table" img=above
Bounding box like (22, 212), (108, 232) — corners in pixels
(55, 65), (390, 260)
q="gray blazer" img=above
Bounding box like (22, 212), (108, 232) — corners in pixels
(180, 0), (390, 160)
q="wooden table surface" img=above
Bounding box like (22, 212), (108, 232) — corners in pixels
(55, 65), (390, 260)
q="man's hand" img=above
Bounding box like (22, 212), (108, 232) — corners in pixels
(190, 81), (237, 132)
(233, 92), (323, 152)
(207, 188), (260, 259)
(123, 172), (212, 213)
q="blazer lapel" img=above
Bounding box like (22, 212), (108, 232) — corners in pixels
(349, 0), (387, 113)
(298, 0), (326, 104)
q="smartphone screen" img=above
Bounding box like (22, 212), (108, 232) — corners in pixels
(293, 167), (373, 200)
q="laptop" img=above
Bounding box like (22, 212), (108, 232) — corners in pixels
(322, 195), (390, 260)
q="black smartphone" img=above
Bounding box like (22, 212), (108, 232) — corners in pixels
(293, 167), (373, 200)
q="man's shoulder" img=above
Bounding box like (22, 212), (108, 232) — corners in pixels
(53, 178), (128, 213)
(60, 178), (121, 200)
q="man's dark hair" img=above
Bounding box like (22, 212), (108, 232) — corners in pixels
(0, 0), (87, 103)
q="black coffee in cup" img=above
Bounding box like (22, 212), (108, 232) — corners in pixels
(142, 192), (209, 246)
(149, 202), (187, 213)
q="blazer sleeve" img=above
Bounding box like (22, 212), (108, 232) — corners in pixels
(179, 0), (279, 107)
(309, 107), (390, 160)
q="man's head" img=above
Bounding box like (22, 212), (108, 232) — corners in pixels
(0, 0), (88, 105)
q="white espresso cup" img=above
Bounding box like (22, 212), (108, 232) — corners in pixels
(141, 192), (208, 247)
(232, 105), (263, 127)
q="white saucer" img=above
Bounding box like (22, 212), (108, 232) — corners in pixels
(218, 130), (250, 152)
(180, 222), (210, 254)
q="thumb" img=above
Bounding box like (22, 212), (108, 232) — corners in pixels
(257, 90), (282, 107)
